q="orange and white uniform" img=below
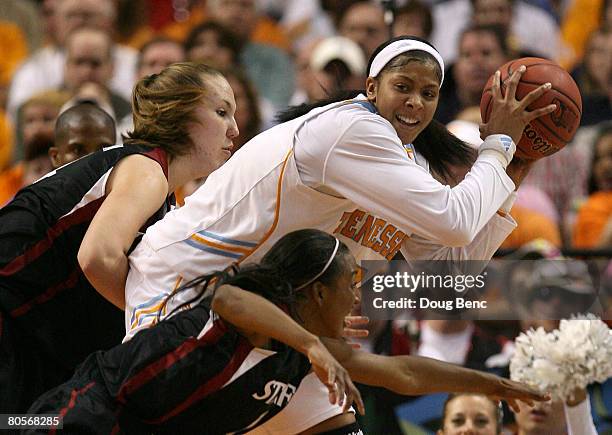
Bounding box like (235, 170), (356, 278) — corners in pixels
(124, 96), (517, 433)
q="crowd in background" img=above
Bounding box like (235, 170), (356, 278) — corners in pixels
(0, 0), (610, 433)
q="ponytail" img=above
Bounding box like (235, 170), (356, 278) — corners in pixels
(413, 119), (476, 183)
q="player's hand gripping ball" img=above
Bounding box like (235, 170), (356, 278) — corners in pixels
(480, 57), (582, 160)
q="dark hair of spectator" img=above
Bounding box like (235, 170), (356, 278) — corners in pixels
(137, 36), (184, 70)
(587, 121), (612, 194)
(396, 0), (434, 41)
(184, 21), (243, 62)
(459, 23), (511, 57)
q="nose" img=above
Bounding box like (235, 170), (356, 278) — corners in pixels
(404, 92), (424, 110)
(227, 116), (239, 139)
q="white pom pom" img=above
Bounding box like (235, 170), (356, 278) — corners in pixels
(510, 314), (612, 401)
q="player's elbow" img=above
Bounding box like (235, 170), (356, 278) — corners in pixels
(78, 243), (120, 282)
(211, 285), (243, 317)
(437, 225), (475, 247)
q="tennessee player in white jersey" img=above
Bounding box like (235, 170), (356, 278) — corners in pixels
(123, 36), (558, 434)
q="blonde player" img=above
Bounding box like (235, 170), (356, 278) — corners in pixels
(121, 36), (557, 433)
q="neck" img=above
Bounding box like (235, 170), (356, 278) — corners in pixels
(166, 153), (200, 193)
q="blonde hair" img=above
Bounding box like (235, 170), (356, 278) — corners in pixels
(125, 62), (224, 157)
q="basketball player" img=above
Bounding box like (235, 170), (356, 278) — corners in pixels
(49, 101), (117, 168)
(27, 230), (546, 434)
(122, 37), (557, 433)
(0, 63), (238, 412)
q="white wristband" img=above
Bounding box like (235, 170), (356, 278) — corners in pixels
(478, 134), (516, 169)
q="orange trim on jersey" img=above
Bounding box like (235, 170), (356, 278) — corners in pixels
(235, 148), (293, 265)
(190, 234), (253, 255)
(129, 275), (184, 331)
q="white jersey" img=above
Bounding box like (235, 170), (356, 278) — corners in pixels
(124, 96), (517, 433)
(125, 95), (516, 337)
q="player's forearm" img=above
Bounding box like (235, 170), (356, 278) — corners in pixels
(383, 355), (500, 395)
(78, 248), (127, 310)
(212, 285), (320, 355)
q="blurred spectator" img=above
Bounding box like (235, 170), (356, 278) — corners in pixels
(291, 36), (367, 105)
(392, 0), (434, 41)
(62, 27), (131, 123)
(0, 0), (44, 52)
(437, 24), (511, 124)
(0, 21), (28, 103)
(580, 28), (612, 126)
(136, 37), (185, 81)
(522, 145), (589, 245)
(501, 206), (562, 249)
(431, 0), (560, 64)
(49, 102), (116, 168)
(437, 393), (502, 434)
(436, 391), (597, 435)
(572, 26), (612, 99)
(357, 317), (512, 433)
(13, 90), (71, 163)
(337, 0), (388, 59)
(573, 122), (612, 248)
(256, 0), (335, 51)
(115, 0), (155, 49)
(118, 36), (186, 137)
(7, 0), (137, 122)
(558, 0), (609, 70)
(206, 0), (296, 110)
(184, 21), (241, 70)
(0, 133), (55, 207)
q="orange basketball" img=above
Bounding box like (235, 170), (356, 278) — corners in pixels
(480, 57), (582, 160)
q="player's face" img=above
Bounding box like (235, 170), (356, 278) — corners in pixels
(51, 122), (115, 168)
(438, 395), (498, 435)
(366, 60), (440, 145)
(319, 254), (360, 337)
(187, 75), (239, 177)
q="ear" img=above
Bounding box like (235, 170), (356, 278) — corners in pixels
(48, 147), (61, 168)
(311, 282), (328, 307)
(365, 76), (377, 103)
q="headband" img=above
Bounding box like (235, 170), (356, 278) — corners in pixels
(295, 238), (340, 291)
(368, 39), (445, 86)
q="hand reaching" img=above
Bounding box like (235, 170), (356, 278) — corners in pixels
(485, 375), (550, 413)
(305, 338), (365, 415)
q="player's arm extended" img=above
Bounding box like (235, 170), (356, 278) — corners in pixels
(211, 284), (365, 413)
(78, 154), (169, 309)
(321, 337), (547, 412)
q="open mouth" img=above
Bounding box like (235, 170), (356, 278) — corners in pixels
(396, 114), (420, 128)
(529, 409), (548, 421)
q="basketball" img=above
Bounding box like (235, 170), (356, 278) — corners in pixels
(480, 57), (582, 160)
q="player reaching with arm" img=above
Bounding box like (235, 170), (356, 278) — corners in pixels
(0, 62), (238, 412)
(27, 230), (546, 434)
(123, 36), (557, 433)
